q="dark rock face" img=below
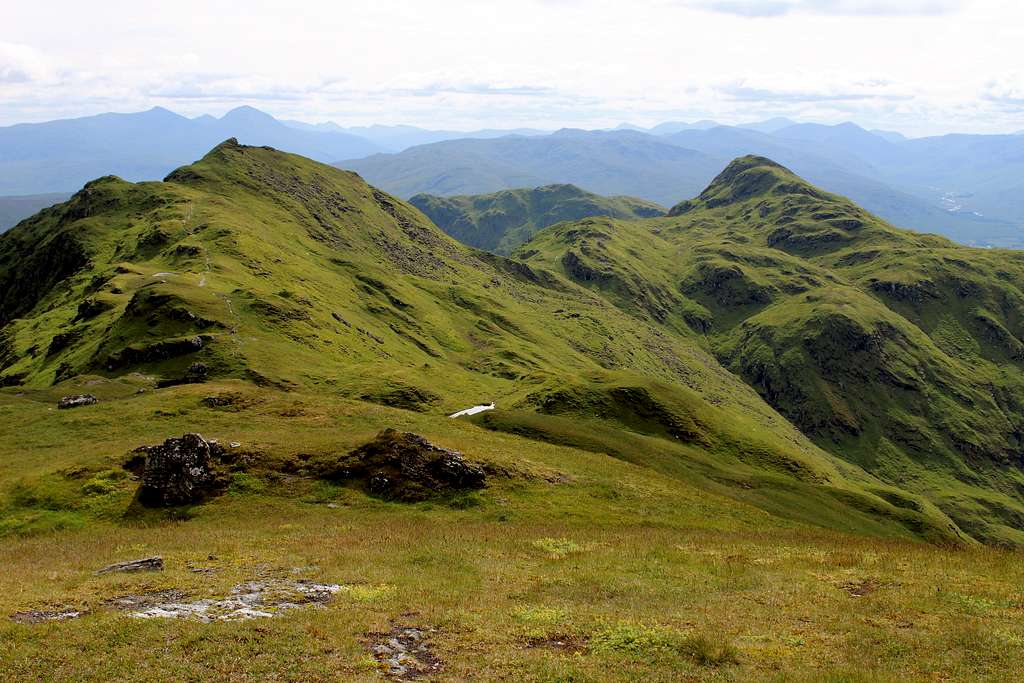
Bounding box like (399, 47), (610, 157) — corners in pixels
(105, 336), (206, 371)
(57, 394), (98, 410)
(156, 362), (211, 388)
(136, 433), (225, 507)
(321, 429), (485, 501)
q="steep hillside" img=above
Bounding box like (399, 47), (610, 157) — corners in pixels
(0, 141), (965, 545)
(517, 156), (1024, 545)
(409, 184), (664, 254)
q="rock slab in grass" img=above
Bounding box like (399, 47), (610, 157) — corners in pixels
(57, 394), (98, 409)
(369, 625), (443, 679)
(96, 556), (165, 574)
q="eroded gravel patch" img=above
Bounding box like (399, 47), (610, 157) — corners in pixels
(127, 579), (343, 622)
(10, 609), (83, 624)
(369, 625), (443, 679)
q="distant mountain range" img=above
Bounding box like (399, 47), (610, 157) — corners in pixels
(0, 106), (381, 197)
(343, 129), (725, 205)
(342, 122), (1024, 248)
(1, 106), (1022, 247)
(282, 120), (549, 151)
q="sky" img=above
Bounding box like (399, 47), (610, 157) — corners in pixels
(2, 0), (1022, 136)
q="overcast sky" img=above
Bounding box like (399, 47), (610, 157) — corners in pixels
(2, 0), (1022, 135)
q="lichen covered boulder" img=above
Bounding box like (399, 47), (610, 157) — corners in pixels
(57, 394), (98, 410)
(135, 433), (226, 506)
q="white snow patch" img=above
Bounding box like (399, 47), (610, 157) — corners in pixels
(449, 403), (495, 418)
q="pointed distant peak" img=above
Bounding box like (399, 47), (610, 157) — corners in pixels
(221, 105), (276, 123)
(139, 106), (184, 121)
(668, 155), (822, 216)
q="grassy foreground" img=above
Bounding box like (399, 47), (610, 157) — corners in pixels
(2, 381), (1022, 682)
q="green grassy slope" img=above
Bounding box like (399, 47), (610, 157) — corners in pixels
(0, 142), (966, 545)
(409, 184), (664, 254)
(3, 381), (1022, 681)
(516, 155), (1024, 545)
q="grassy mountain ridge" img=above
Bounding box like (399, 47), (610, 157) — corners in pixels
(0, 141), (968, 546)
(409, 184), (665, 254)
(516, 155), (1024, 544)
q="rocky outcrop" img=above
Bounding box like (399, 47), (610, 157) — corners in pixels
(318, 429), (486, 501)
(135, 433), (225, 507)
(57, 394), (98, 410)
(105, 336), (207, 371)
(156, 362), (211, 388)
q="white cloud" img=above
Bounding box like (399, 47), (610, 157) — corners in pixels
(690, 0), (963, 17)
(0, 42), (54, 84)
(0, 0), (1020, 135)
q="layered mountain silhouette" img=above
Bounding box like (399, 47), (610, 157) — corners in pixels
(4, 106), (1022, 249)
(0, 106), (381, 197)
(342, 129), (725, 203)
(343, 124), (1023, 248)
(4, 141), (1024, 544)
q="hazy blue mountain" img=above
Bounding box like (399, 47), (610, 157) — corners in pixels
(630, 118), (795, 136)
(735, 117), (798, 134)
(646, 120), (721, 134)
(279, 119), (349, 134)
(871, 129), (908, 143)
(774, 122), (901, 166)
(283, 121), (549, 152)
(340, 129), (724, 204)
(877, 134), (1024, 224)
(662, 125), (1018, 246)
(0, 106), (382, 195)
(0, 193), (71, 233)
(341, 124), (1017, 247)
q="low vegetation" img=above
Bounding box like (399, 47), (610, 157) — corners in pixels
(410, 184), (664, 254)
(1, 144), (1023, 680)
